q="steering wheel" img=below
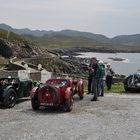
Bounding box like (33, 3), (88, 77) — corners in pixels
(11, 79), (19, 88)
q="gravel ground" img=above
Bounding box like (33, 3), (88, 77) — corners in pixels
(0, 93), (140, 140)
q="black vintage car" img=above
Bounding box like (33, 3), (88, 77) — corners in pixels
(124, 72), (140, 92)
(0, 77), (32, 108)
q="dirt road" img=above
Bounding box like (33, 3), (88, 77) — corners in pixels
(0, 94), (140, 140)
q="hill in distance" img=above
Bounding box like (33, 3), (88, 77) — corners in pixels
(0, 23), (54, 37)
(111, 34), (140, 46)
(0, 23), (140, 52)
(0, 23), (110, 43)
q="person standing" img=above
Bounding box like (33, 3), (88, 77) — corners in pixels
(98, 60), (105, 96)
(87, 58), (93, 94)
(106, 63), (114, 90)
(90, 57), (102, 101)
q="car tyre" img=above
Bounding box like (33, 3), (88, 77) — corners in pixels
(79, 96), (83, 100)
(78, 85), (84, 100)
(31, 94), (40, 110)
(3, 89), (17, 108)
(124, 75), (139, 92)
(63, 96), (73, 112)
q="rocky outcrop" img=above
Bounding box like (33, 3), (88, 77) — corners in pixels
(0, 38), (52, 58)
(0, 39), (13, 57)
(25, 57), (76, 74)
(0, 38), (35, 58)
(24, 57), (89, 78)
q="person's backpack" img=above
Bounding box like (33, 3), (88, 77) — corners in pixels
(96, 64), (105, 79)
(110, 68), (115, 75)
(100, 64), (105, 78)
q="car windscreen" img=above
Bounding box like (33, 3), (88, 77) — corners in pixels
(46, 79), (67, 87)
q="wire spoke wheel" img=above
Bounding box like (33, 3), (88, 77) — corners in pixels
(4, 89), (16, 108)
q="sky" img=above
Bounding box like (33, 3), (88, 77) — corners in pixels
(0, 0), (140, 37)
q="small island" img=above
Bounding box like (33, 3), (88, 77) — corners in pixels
(108, 57), (126, 61)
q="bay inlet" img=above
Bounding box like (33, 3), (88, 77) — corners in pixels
(76, 52), (140, 76)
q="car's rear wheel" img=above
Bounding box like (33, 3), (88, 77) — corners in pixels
(3, 89), (17, 108)
(31, 94), (40, 110)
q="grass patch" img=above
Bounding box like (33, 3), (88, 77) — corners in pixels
(84, 82), (125, 94)
(0, 57), (9, 68)
(105, 82), (125, 94)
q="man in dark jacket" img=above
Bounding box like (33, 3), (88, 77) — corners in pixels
(87, 58), (93, 94)
(90, 57), (102, 101)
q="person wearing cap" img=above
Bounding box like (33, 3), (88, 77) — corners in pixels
(90, 57), (102, 101)
(106, 63), (114, 90)
(98, 60), (105, 96)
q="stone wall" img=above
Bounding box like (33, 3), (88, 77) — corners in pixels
(30, 72), (41, 81)
(0, 70), (40, 81)
(0, 70), (18, 78)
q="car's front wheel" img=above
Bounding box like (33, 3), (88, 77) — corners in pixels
(78, 84), (84, 100)
(124, 75), (139, 92)
(63, 96), (73, 112)
(3, 89), (17, 108)
(31, 94), (40, 110)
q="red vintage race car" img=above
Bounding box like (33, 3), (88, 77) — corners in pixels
(30, 78), (84, 112)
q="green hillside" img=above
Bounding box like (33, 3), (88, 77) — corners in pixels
(24, 34), (98, 48)
(1, 23), (140, 52)
(111, 34), (140, 46)
(22, 34), (140, 52)
(0, 28), (23, 41)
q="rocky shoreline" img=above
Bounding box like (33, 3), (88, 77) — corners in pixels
(61, 56), (125, 82)
(48, 47), (140, 57)
(0, 38), (126, 81)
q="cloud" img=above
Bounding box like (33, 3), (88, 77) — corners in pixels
(0, 0), (140, 37)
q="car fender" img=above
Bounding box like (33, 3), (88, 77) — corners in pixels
(31, 87), (38, 98)
(77, 79), (84, 94)
(65, 87), (72, 99)
(3, 86), (16, 98)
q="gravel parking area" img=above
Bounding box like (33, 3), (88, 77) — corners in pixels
(0, 93), (140, 140)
